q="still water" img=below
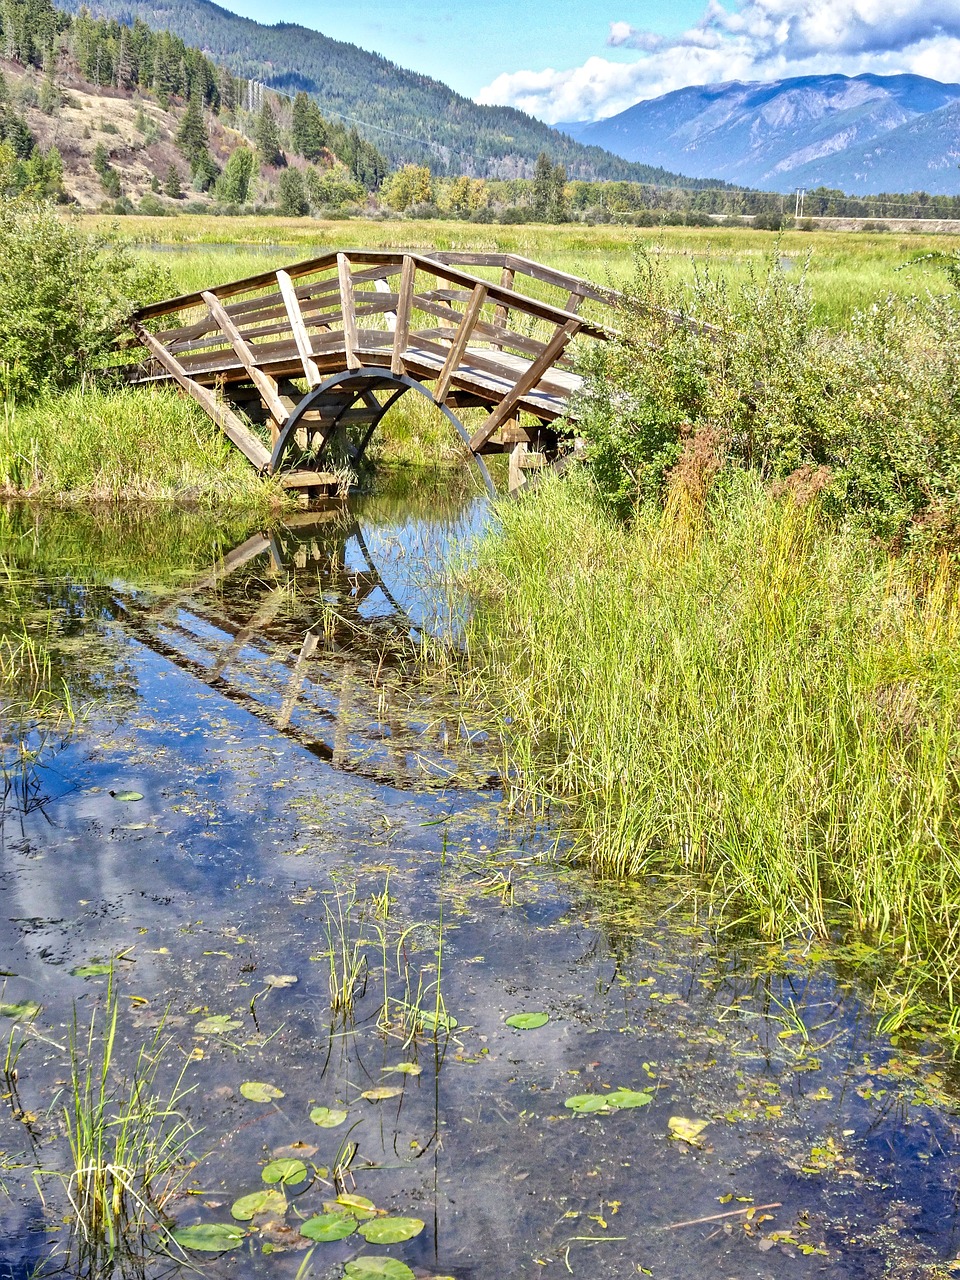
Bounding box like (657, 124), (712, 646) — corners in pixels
(1, 490), (959, 1280)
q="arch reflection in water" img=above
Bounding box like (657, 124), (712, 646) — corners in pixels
(114, 501), (499, 793)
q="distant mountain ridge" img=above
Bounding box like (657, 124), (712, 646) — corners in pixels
(54, 0), (729, 187)
(562, 73), (960, 194)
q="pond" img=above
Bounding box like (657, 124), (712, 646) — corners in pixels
(1, 487), (959, 1280)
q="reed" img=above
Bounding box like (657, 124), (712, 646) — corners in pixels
(463, 474), (960, 1004)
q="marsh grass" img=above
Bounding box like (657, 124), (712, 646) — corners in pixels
(38, 975), (199, 1277)
(463, 474), (960, 1006)
(0, 384), (288, 506)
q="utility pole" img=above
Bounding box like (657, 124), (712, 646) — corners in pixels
(795, 188), (805, 218)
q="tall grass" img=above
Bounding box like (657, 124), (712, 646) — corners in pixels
(463, 475), (960, 1001)
(0, 383), (289, 506)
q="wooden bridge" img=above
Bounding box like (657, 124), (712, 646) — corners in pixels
(126, 249), (618, 496)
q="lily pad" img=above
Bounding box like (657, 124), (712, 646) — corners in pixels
(334, 1193), (377, 1218)
(70, 962), (112, 978)
(300, 1213), (357, 1242)
(264, 974), (298, 989)
(668, 1116), (710, 1146)
(0, 1000), (40, 1020)
(240, 1081), (284, 1102)
(194, 1015), (243, 1036)
(358, 1217), (425, 1244)
(230, 1189), (287, 1221)
(261, 1158), (307, 1186)
(361, 1086), (402, 1102)
(344, 1259), (416, 1280)
(564, 1094), (611, 1114)
(112, 791), (143, 802)
(418, 1009), (458, 1033)
(173, 1222), (245, 1252)
(606, 1088), (653, 1109)
(505, 1011), (549, 1030)
(387, 1062), (422, 1075)
(309, 1106), (349, 1128)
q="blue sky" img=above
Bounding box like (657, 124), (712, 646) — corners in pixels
(223, 0), (960, 122)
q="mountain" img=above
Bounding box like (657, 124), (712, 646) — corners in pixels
(562, 73), (960, 193)
(53, 0), (727, 187)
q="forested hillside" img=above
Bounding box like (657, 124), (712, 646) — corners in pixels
(50, 0), (723, 185)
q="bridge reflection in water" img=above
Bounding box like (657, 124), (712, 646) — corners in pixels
(113, 506), (499, 793)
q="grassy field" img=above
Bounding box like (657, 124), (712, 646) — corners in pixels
(82, 213), (960, 327)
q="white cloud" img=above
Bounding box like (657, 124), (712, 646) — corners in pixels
(475, 0), (960, 122)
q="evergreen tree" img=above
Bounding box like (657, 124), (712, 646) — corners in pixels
(256, 100), (282, 166)
(218, 144), (255, 204)
(291, 91), (326, 161)
(550, 162), (568, 222)
(176, 91), (208, 165)
(163, 163), (182, 198)
(532, 151), (553, 220)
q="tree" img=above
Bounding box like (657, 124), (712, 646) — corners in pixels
(176, 92), (208, 166)
(163, 163), (182, 199)
(291, 91), (327, 161)
(381, 164), (432, 212)
(277, 166), (308, 216)
(532, 151), (553, 220)
(256, 100), (282, 167)
(304, 165), (363, 209)
(217, 144), (255, 204)
(550, 162), (568, 222)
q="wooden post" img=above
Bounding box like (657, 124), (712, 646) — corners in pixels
(391, 255), (415, 376)
(131, 323), (272, 471)
(201, 290), (290, 428)
(434, 283), (487, 403)
(337, 253), (361, 370)
(277, 270), (321, 388)
(508, 440), (528, 496)
(276, 631), (319, 729)
(469, 319), (581, 453)
(492, 266), (515, 350)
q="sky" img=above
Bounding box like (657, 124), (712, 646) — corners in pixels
(222, 0), (960, 122)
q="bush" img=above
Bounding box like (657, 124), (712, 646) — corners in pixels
(0, 200), (170, 400)
(575, 246), (960, 546)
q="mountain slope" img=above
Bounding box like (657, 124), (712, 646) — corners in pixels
(54, 0), (727, 186)
(563, 73), (960, 192)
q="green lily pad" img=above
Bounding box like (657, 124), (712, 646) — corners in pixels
(112, 791), (143, 802)
(194, 1015), (243, 1036)
(70, 962), (112, 978)
(564, 1094), (612, 1114)
(418, 1009), (458, 1033)
(240, 1081), (284, 1103)
(230, 1189), (287, 1221)
(300, 1213), (357, 1242)
(262, 1158), (307, 1186)
(505, 1011), (549, 1030)
(0, 1000), (40, 1020)
(334, 1193), (377, 1218)
(344, 1259), (416, 1280)
(387, 1062), (422, 1075)
(361, 1086), (402, 1102)
(173, 1222), (245, 1252)
(358, 1216), (425, 1244)
(309, 1106), (349, 1128)
(606, 1088), (653, 1109)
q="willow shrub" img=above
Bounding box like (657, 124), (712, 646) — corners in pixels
(464, 474), (960, 1001)
(577, 247), (960, 548)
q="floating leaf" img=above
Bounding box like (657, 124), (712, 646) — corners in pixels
(505, 1011), (549, 1030)
(70, 962), (112, 978)
(668, 1116), (710, 1146)
(194, 1015), (243, 1036)
(334, 1193), (377, 1218)
(387, 1062), (422, 1075)
(240, 1081), (284, 1103)
(361, 1086), (402, 1102)
(230, 1189), (287, 1221)
(564, 1094), (612, 1114)
(0, 1000), (40, 1020)
(112, 791), (143, 802)
(344, 1259), (416, 1280)
(300, 1213), (357, 1242)
(309, 1106), (348, 1128)
(264, 974), (298, 989)
(418, 1009), (458, 1033)
(261, 1158), (307, 1186)
(358, 1217), (424, 1244)
(173, 1222), (245, 1252)
(606, 1088), (653, 1109)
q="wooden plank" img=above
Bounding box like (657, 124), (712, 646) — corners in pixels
(131, 322), (271, 470)
(276, 631), (320, 730)
(392, 255), (416, 376)
(337, 253), (361, 371)
(506, 253), (620, 305)
(469, 319), (582, 453)
(492, 266), (514, 349)
(434, 283), (487, 403)
(277, 269), (322, 388)
(201, 290), (289, 427)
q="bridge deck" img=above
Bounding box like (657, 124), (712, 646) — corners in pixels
(124, 249), (619, 495)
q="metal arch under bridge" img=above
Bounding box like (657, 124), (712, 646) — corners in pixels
(124, 249), (621, 497)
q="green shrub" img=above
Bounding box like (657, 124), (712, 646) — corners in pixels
(0, 200), (170, 400)
(576, 246), (960, 546)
